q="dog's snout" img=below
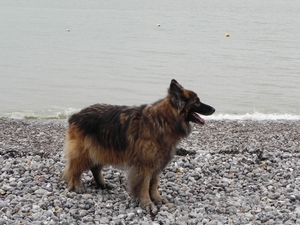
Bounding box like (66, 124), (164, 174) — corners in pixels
(198, 103), (215, 116)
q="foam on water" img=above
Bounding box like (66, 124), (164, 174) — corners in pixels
(2, 108), (79, 120)
(209, 112), (300, 121)
(2, 108), (300, 121)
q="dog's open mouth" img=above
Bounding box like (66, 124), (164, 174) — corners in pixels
(189, 112), (206, 125)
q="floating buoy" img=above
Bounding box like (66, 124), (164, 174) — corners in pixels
(157, 24), (160, 27)
(226, 33), (230, 37)
(67, 29), (71, 32)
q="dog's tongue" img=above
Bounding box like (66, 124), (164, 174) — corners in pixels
(193, 113), (206, 125)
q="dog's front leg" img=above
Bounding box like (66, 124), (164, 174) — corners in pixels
(150, 172), (169, 206)
(127, 166), (154, 211)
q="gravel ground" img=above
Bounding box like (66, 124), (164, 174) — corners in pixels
(0, 118), (299, 225)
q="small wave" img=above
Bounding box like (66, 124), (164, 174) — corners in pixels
(1, 108), (79, 120)
(1, 109), (300, 121)
(208, 112), (300, 121)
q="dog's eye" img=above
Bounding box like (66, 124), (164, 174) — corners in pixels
(195, 98), (201, 106)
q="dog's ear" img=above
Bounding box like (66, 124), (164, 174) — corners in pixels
(169, 79), (186, 112)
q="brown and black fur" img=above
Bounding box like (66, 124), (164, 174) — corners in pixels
(62, 79), (215, 210)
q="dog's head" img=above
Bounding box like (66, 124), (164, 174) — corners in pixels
(169, 79), (215, 125)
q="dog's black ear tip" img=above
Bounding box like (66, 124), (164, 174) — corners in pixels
(171, 79), (178, 84)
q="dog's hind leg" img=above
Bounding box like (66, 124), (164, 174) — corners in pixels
(90, 164), (105, 188)
(62, 140), (89, 193)
(62, 124), (92, 193)
(62, 156), (89, 193)
(90, 164), (113, 189)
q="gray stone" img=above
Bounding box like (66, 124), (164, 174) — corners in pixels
(34, 188), (52, 196)
(268, 193), (281, 200)
(226, 206), (238, 214)
(1, 185), (12, 191)
(100, 217), (110, 224)
(0, 201), (8, 208)
(206, 220), (219, 225)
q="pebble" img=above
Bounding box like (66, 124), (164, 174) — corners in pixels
(0, 119), (299, 224)
(34, 189), (52, 196)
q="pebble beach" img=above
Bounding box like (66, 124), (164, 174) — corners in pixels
(0, 118), (299, 225)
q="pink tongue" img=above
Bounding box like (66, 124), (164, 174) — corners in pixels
(193, 113), (206, 125)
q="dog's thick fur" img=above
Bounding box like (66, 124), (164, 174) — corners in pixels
(62, 79), (215, 210)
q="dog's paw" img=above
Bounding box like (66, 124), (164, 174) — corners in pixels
(69, 185), (85, 194)
(103, 182), (115, 190)
(153, 196), (169, 206)
(152, 195), (169, 206)
(165, 202), (174, 209)
(96, 182), (115, 190)
(140, 201), (155, 212)
(153, 197), (173, 210)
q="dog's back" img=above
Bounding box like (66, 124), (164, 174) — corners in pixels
(68, 104), (144, 152)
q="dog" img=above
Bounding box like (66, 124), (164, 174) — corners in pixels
(62, 79), (215, 211)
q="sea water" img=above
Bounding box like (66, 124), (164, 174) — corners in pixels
(1, 0), (300, 120)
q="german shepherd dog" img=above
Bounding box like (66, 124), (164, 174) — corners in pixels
(62, 79), (215, 211)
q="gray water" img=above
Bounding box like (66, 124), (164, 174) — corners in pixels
(1, 0), (300, 119)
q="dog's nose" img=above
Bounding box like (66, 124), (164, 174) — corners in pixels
(210, 107), (215, 115)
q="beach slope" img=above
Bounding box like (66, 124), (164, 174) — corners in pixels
(0, 118), (299, 224)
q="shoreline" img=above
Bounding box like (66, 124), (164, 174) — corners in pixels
(1, 111), (300, 121)
(0, 118), (299, 224)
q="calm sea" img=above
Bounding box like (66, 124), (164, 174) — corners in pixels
(1, 0), (300, 120)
